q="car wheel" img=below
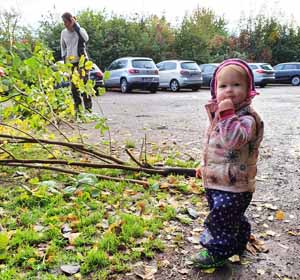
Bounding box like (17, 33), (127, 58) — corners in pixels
(291, 76), (300, 86)
(260, 83), (266, 88)
(170, 80), (180, 92)
(120, 78), (130, 93)
(192, 87), (200, 91)
(150, 88), (157, 93)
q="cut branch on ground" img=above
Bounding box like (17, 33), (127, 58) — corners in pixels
(0, 133), (197, 186)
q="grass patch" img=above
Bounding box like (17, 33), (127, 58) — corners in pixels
(0, 149), (204, 278)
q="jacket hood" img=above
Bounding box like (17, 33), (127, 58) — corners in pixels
(210, 58), (258, 101)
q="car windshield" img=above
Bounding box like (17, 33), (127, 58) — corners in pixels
(261, 64), (273, 70)
(132, 60), (156, 69)
(181, 62), (199, 70)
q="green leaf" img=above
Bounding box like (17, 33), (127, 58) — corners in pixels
(63, 186), (77, 194)
(77, 173), (98, 185)
(0, 232), (9, 252)
(39, 180), (57, 188)
(103, 71), (110, 81)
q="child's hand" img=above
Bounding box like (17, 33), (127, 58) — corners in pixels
(195, 167), (202, 178)
(218, 98), (234, 112)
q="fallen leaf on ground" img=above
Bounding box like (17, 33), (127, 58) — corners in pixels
(134, 263), (158, 280)
(63, 232), (81, 245)
(160, 259), (170, 267)
(275, 210), (285, 220)
(228, 255), (240, 263)
(247, 235), (268, 255)
(257, 268), (265, 275)
(160, 182), (170, 189)
(201, 267), (216, 273)
(60, 264), (80, 275)
(187, 236), (199, 244)
(168, 176), (177, 184)
(124, 189), (138, 196)
(288, 230), (300, 236)
(266, 230), (276, 236)
(264, 203), (278, 210)
(177, 268), (189, 274)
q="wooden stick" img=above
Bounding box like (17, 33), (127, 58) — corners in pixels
(6, 163), (149, 186)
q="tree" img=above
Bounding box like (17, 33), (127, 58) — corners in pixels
(174, 7), (228, 63)
(0, 9), (34, 53)
(38, 10), (64, 62)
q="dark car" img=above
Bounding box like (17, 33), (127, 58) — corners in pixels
(88, 63), (104, 90)
(273, 62), (300, 86)
(199, 63), (219, 87)
(55, 61), (104, 93)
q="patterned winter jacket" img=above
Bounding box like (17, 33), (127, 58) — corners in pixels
(201, 59), (264, 193)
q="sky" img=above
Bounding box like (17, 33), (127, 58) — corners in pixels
(0, 0), (300, 31)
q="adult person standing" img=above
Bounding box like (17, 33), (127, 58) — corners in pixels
(60, 12), (92, 114)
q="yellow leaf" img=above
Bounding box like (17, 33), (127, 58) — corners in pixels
(168, 176), (177, 184)
(47, 150), (60, 159)
(0, 153), (9, 160)
(68, 56), (75, 61)
(124, 189), (137, 196)
(85, 61), (93, 70)
(202, 267), (216, 273)
(48, 133), (55, 140)
(275, 210), (285, 220)
(160, 182), (169, 189)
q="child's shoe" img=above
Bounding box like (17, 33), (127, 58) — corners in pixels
(191, 249), (226, 268)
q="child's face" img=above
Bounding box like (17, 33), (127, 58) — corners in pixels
(216, 68), (248, 106)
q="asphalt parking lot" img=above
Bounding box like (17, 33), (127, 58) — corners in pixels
(90, 85), (300, 279)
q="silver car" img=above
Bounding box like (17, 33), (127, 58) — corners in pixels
(248, 63), (275, 88)
(104, 57), (159, 93)
(156, 60), (203, 92)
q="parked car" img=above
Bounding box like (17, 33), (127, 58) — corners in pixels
(273, 62), (300, 86)
(104, 57), (159, 93)
(156, 60), (202, 92)
(199, 63), (219, 87)
(248, 63), (275, 87)
(54, 61), (104, 93)
(89, 63), (104, 92)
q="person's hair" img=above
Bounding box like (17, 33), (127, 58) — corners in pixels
(62, 12), (73, 22)
(217, 65), (249, 86)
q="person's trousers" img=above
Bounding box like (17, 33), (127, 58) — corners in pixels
(71, 63), (92, 112)
(200, 189), (253, 259)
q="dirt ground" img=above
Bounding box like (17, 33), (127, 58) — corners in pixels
(87, 85), (300, 280)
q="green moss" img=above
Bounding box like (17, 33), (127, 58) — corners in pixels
(81, 249), (110, 274)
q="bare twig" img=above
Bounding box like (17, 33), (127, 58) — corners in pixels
(0, 146), (16, 159)
(20, 184), (34, 194)
(139, 137), (144, 162)
(1, 159), (196, 177)
(0, 133), (126, 164)
(38, 74), (57, 126)
(0, 93), (22, 103)
(144, 134), (147, 164)
(14, 100), (70, 142)
(0, 124), (57, 158)
(0, 159), (164, 174)
(6, 163), (149, 186)
(57, 117), (76, 130)
(143, 134), (154, 169)
(125, 148), (144, 167)
(93, 96), (113, 155)
(12, 85), (29, 96)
